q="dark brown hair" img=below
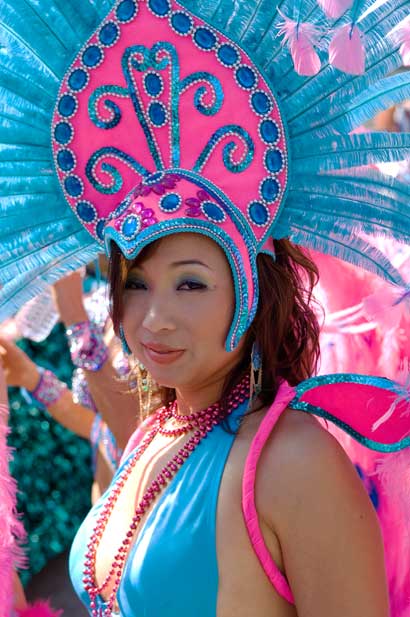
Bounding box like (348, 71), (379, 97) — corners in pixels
(109, 237), (321, 415)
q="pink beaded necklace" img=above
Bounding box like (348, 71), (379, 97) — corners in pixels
(83, 376), (249, 616)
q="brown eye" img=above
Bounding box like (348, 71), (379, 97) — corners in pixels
(177, 280), (207, 291)
(125, 278), (146, 290)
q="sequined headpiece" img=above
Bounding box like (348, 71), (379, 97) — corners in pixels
(1, 0), (410, 350)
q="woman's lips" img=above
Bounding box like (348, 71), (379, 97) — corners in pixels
(142, 343), (185, 365)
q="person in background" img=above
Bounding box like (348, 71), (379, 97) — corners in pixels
(1, 269), (140, 501)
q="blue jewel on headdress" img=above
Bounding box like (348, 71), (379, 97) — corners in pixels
(96, 220), (106, 241)
(57, 149), (75, 172)
(54, 122), (72, 145)
(265, 150), (283, 173)
(58, 94), (76, 117)
(121, 215), (140, 239)
(82, 45), (102, 68)
(68, 69), (88, 91)
(236, 66), (256, 90)
(259, 119), (279, 144)
(261, 178), (279, 202)
(217, 44), (239, 67)
(251, 92), (272, 116)
(65, 176), (83, 197)
(159, 193), (182, 213)
(201, 201), (226, 223)
(194, 27), (217, 50)
(248, 202), (269, 226)
(144, 73), (163, 97)
(148, 0), (170, 17)
(99, 22), (119, 46)
(76, 201), (97, 223)
(148, 102), (167, 127)
(116, 0), (137, 22)
(171, 12), (193, 35)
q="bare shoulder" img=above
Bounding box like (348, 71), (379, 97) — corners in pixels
(255, 407), (373, 532)
(252, 411), (389, 614)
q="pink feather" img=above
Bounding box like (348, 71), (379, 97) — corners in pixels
(16, 600), (63, 617)
(372, 451), (410, 528)
(0, 403), (26, 616)
(362, 284), (410, 331)
(316, 0), (354, 19)
(395, 17), (410, 66)
(329, 23), (365, 74)
(277, 11), (322, 76)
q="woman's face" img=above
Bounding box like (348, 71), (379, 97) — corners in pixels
(122, 233), (244, 391)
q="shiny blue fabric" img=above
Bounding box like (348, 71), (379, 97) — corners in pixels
(70, 400), (247, 615)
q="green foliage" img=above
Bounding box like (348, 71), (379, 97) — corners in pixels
(7, 324), (93, 584)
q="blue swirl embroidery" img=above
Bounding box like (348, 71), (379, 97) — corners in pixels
(194, 125), (255, 174)
(88, 85), (129, 130)
(179, 71), (224, 117)
(85, 147), (150, 194)
(85, 41), (248, 192)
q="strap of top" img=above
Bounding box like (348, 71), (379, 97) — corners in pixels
(242, 381), (296, 604)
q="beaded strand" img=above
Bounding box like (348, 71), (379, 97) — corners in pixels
(83, 375), (249, 616)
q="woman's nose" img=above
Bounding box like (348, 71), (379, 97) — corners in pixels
(141, 297), (176, 333)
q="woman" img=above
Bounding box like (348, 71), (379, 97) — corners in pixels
(0, 0), (410, 615)
(69, 232), (391, 616)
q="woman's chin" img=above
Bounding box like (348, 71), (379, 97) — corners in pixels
(145, 360), (191, 390)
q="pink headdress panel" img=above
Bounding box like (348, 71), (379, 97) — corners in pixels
(51, 0), (289, 349)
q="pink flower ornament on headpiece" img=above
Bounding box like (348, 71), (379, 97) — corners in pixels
(52, 0), (289, 350)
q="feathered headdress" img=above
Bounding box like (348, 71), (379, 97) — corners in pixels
(0, 0), (409, 350)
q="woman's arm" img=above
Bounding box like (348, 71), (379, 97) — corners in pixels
(53, 272), (137, 449)
(0, 337), (94, 440)
(259, 409), (389, 617)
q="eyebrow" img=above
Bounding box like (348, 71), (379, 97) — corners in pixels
(170, 260), (212, 270)
(129, 259), (212, 273)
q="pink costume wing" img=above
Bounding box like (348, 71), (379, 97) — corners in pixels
(290, 374), (410, 450)
(289, 375), (410, 617)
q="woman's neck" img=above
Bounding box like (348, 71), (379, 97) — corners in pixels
(175, 378), (227, 416)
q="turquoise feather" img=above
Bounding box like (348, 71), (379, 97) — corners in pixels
(292, 171), (410, 209)
(0, 181), (55, 200)
(293, 132), (410, 173)
(0, 240), (101, 321)
(0, 0), (113, 317)
(283, 2), (408, 131)
(283, 196), (410, 243)
(326, 73), (410, 133)
(0, 0), (410, 320)
(280, 221), (406, 286)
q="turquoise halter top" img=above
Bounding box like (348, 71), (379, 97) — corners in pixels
(69, 399), (247, 616)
